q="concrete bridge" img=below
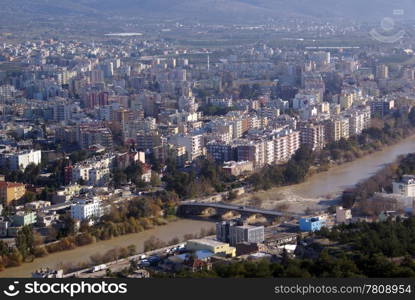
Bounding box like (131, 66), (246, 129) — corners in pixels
(177, 201), (301, 219)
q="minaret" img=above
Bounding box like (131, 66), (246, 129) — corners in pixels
(207, 53), (210, 72)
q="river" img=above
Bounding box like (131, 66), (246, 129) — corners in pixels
(0, 219), (214, 278)
(237, 134), (415, 212)
(287, 134), (415, 197)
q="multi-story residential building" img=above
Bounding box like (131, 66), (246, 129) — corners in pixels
(67, 155), (114, 185)
(231, 120), (243, 139)
(209, 120), (234, 140)
(0, 181), (26, 205)
(339, 92), (354, 110)
(78, 126), (113, 150)
(71, 165), (91, 184)
(115, 151), (144, 169)
(136, 131), (163, 151)
(55, 126), (78, 145)
(236, 140), (266, 169)
(324, 118), (349, 143)
(298, 122), (325, 151)
(273, 129), (300, 163)
(169, 134), (204, 162)
(376, 64), (389, 80)
(53, 103), (72, 122)
(153, 143), (186, 167)
(346, 107), (371, 136)
(70, 197), (103, 221)
(206, 141), (235, 163)
(301, 72), (325, 101)
(82, 91), (109, 109)
(207, 98), (233, 107)
(369, 98), (395, 118)
(264, 139), (275, 165)
(0, 149), (42, 171)
(88, 167), (110, 186)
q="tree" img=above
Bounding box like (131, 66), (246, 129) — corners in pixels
(0, 240), (10, 256)
(150, 172), (161, 187)
(15, 226), (34, 259)
(227, 190), (237, 201)
(408, 107), (415, 126)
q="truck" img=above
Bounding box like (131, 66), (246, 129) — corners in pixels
(91, 264), (107, 273)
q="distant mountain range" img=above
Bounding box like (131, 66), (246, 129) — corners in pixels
(1, 0), (415, 23)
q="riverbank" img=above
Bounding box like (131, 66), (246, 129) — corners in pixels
(232, 133), (415, 214)
(0, 218), (215, 278)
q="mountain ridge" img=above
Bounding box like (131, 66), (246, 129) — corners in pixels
(0, 0), (414, 23)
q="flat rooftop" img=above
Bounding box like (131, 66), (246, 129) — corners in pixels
(187, 238), (228, 247)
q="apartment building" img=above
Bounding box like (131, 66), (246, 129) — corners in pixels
(298, 122), (325, 151)
(369, 98), (395, 118)
(206, 141), (235, 163)
(273, 129), (300, 163)
(236, 140), (266, 169)
(0, 181), (26, 205)
(324, 118), (350, 143)
(78, 126), (113, 150)
(71, 197), (103, 221)
(169, 134), (204, 161)
(0, 149), (42, 171)
(136, 131), (163, 151)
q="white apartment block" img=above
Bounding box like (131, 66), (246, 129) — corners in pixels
(325, 118), (349, 142)
(231, 120), (243, 139)
(71, 156), (113, 185)
(264, 139), (275, 165)
(71, 165), (91, 183)
(248, 116), (260, 130)
(71, 197), (103, 221)
(348, 112), (365, 136)
(210, 121), (233, 139)
(170, 134), (204, 161)
(2, 149), (42, 171)
(88, 167), (110, 186)
(347, 107), (371, 136)
(273, 130), (300, 163)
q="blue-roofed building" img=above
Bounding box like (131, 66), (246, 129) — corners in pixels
(299, 217), (325, 232)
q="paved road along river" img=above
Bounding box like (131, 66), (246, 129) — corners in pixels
(0, 219), (215, 278)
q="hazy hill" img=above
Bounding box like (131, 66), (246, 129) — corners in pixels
(0, 0), (414, 22)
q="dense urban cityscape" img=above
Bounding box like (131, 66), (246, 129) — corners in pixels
(0, 2), (415, 290)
